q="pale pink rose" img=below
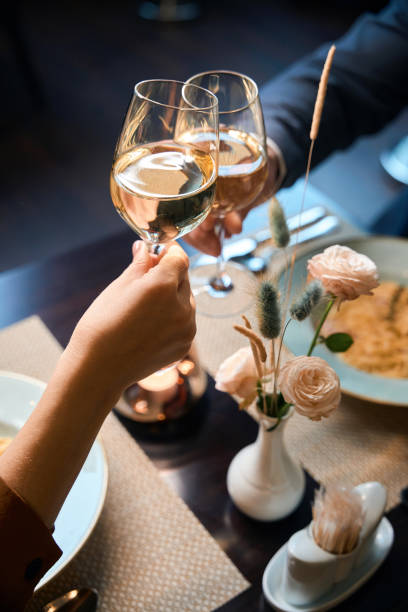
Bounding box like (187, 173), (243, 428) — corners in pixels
(215, 347), (258, 399)
(278, 356), (341, 421)
(307, 245), (379, 301)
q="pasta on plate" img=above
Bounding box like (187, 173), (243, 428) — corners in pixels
(323, 282), (408, 379)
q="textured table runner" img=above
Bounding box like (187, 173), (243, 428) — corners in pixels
(195, 235), (408, 512)
(0, 317), (249, 611)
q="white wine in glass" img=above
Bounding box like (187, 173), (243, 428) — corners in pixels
(111, 142), (217, 246)
(111, 79), (219, 252)
(187, 71), (268, 317)
(110, 80), (219, 429)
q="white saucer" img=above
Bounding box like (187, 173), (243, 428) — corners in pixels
(262, 517), (394, 612)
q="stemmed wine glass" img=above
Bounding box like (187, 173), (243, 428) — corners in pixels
(110, 79), (219, 425)
(110, 79), (219, 255)
(186, 71), (268, 317)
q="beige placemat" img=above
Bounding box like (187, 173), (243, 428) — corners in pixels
(0, 316), (249, 611)
(196, 304), (408, 513)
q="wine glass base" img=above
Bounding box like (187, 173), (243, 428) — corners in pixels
(208, 273), (233, 296)
(190, 260), (256, 317)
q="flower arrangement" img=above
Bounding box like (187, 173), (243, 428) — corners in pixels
(215, 45), (380, 431)
(215, 239), (379, 429)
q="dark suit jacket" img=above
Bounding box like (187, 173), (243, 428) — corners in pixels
(260, 0), (408, 190)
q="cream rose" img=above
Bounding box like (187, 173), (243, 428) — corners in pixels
(278, 356), (340, 421)
(215, 347), (258, 399)
(307, 245), (379, 301)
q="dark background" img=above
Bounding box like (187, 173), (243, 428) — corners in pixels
(2, 0), (407, 272)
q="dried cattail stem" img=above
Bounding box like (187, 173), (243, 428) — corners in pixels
(239, 392), (257, 411)
(241, 315), (263, 380)
(241, 314), (252, 328)
(233, 325), (267, 362)
(310, 45), (336, 141)
(312, 485), (364, 555)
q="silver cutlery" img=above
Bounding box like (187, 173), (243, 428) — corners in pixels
(193, 209), (340, 273)
(237, 215), (340, 274)
(42, 587), (98, 611)
(220, 204), (327, 262)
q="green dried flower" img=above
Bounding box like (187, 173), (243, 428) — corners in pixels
(257, 281), (281, 339)
(290, 280), (323, 321)
(269, 197), (290, 248)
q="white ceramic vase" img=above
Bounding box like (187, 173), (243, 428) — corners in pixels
(226, 406), (305, 521)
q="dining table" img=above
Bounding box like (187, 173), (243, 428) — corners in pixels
(0, 180), (407, 612)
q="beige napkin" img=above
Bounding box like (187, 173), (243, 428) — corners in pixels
(0, 316), (249, 612)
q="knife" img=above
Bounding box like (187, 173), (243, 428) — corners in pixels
(194, 205), (330, 266)
(237, 215), (340, 274)
(204, 205), (327, 263)
(260, 215), (340, 258)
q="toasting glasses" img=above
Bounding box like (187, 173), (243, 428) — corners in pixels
(187, 71), (268, 317)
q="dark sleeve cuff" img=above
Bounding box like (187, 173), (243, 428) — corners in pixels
(0, 476), (62, 611)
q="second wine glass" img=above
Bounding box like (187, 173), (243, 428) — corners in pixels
(187, 71), (268, 317)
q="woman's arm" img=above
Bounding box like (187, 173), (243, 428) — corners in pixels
(0, 240), (195, 529)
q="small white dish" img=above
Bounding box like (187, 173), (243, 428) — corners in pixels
(0, 370), (109, 590)
(262, 516), (393, 612)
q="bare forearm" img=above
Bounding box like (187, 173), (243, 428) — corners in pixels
(0, 347), (120, 528)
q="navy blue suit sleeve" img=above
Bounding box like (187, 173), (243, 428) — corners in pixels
(260, 0), (408, 187)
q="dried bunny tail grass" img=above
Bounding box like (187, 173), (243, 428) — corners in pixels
(241, 315), (263, 380)
(312, 485), (364, 555)
(233, 325), (267, 363)
(290, 280), (323, 321)
(310, 45), (336, 141)
(269, 196), (290, 248)
(256, 281), (281, 339)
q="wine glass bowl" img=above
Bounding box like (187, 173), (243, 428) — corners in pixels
(186, 71), (268, 315)
(110, 79), (219, 251)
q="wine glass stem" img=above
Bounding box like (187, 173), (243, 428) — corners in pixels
(148, 242), (162, 255)
(209, 220), (233, 293)
(215, 220), (226, 279)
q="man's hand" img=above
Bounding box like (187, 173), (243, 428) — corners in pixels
(183, 147), (280, 256)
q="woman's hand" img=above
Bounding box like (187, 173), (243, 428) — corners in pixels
(183, 147), (280, 256)
(67, 240), (196, 394)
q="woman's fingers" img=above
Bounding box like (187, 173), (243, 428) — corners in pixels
(156, 242), (189, 283)
(129, 241), (155, 277)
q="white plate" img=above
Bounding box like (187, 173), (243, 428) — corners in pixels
(282, 236), (408, 406)
(0, 370), (108, 590)
(262, 517), (394, 612)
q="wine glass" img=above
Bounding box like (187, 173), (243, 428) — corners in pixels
(186, 71), (268, 317)
(110, 79), (219, 426)
(110, 79), (219, 255)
